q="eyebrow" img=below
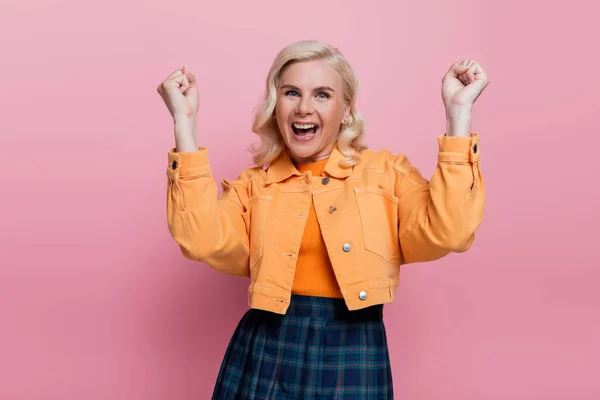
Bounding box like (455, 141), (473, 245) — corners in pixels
(280, 84), (335, 93)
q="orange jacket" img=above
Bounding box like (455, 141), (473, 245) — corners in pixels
(166, 133), (484, 314)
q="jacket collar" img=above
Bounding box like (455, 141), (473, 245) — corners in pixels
(265, 144), (354, 184)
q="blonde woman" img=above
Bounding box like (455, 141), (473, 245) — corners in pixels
(157, 40), (489, 399)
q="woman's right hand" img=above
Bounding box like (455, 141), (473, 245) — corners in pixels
(156, 66), (199, 121)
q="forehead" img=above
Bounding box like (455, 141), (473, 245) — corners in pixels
(279, 60), (342, 89)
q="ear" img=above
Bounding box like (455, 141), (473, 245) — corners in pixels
(342, 105), (351, 122)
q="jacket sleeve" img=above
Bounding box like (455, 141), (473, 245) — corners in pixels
(395, 133), (485, 264)
(166, 147), (250, 277)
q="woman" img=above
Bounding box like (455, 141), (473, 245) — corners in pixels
(157, 40), (488, 399)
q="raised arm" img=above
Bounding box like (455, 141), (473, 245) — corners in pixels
(395, 133), (484, 264)
(158, 66), (250, 276)
(166, 148), (250, 277)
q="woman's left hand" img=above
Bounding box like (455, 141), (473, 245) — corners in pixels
(442, 60), (490, 110)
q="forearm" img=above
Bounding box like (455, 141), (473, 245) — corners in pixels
(174, 117), (199, 152)
(166, 149), (250, 276)
(445, 106), (472, 137)
(397, 132), (485, 263)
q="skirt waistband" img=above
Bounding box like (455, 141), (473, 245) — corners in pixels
(285, 294), (383, 321)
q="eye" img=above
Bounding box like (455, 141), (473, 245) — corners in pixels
(285, 90), (299, 97)
(316, 92), (330, 99)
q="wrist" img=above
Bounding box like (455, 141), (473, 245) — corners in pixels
(174, 117), (196, 135)
(173, 114), (196, 126)
(445, 104), (472, 120)
(445, 106), (472, 137)
(173, 118), (198, 152)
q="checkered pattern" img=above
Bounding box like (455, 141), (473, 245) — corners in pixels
(212, 295), (393, 399)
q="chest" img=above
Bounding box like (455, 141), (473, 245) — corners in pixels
(242, 172), (401, 265)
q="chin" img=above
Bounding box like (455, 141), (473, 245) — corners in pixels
(287, 143), (333, 164)
(284, 134), (321, 159)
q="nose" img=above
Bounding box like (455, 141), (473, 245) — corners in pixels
(295, 96), (314, 116)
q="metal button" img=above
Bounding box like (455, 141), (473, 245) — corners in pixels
(171, 160), (178, 169)
(322, 177), (330, 185)
(342, 243), (351, 252)
(329, 206), (337, 214)
(473, 143), (478, 153)
(359, 291), (368, 300)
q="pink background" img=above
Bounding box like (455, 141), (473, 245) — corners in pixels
(1, 0), (598, 398)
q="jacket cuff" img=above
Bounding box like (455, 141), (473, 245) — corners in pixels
(437, 132), (480, 163)
(167, 147), (211, 179)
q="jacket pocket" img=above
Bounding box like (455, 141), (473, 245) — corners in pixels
(242, 195), (271, 271)
(354, 187), (401, 262)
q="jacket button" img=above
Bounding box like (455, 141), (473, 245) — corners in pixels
(342, 243), (351, 252)
(171, 160), (178, 169)
(359, 291), (368, 300)
(322, 177), (330, 185)
(473, 143), (478, 153)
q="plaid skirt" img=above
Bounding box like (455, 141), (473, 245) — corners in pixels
(212, 294), (393, 399)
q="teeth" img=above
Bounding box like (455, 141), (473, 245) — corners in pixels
(293, 123), (316, 129)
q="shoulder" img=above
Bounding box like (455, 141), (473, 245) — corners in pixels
(222, 166), (266, 189)
(356, 148), (416, 175)
(217, 166), (265, 205)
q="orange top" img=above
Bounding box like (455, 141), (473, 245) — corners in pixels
(292, 158), (343, 298)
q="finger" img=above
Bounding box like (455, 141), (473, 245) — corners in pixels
(182, 67), (197, 87)
(458, 60), (477, 84)
(166, 67), (185, 80)
(176, 74), (190, 91)
(181, 66), (195, 82)
(465, 63), (476, 84)
(471, 64), (485, 83)
(157, 68), (186, 93)
(445, 62), (469, 78)
(456, 63), (469, 84)
(460, 60), (473, 73)
(163, 74), (190, 93)
(466, 63), (477, 84)
(473, 63), (487, 81)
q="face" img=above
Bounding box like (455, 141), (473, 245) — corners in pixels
(275, 60), (350, 164)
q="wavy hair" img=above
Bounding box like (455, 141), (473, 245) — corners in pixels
(250, 40), (367, 167)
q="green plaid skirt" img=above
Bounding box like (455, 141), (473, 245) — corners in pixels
(212, 294), (393, 399)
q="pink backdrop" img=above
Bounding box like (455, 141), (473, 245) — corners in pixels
(1, 0), (598, 398)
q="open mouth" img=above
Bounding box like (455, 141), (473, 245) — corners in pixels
(291, 123), (319, 141)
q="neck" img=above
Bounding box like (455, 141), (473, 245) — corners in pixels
(292, 153), (331, 164)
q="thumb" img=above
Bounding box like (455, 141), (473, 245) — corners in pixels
(445, 63), (469, 79)
(181, 67), (199, 111)
(173, 74), (190, 92)
(186, 85), (199, 112)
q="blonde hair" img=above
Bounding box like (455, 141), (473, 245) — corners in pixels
(250, 40), (367, 168)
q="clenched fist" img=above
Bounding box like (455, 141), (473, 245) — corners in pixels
(441, 60), (489, 110)
(157, 66), (199, 121)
